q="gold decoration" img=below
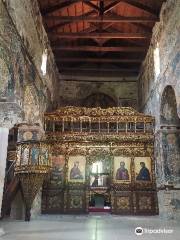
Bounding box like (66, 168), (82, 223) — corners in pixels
(139, 196), (152, 210)
(23, 131), (33, 141)
(42, 106), (157, 215)
(15, 141), (52, 221)
(45, 106), (154, 123)
(117, 197), (130, 210)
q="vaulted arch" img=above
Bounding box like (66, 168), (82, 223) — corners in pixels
(160, 85), (180, 126)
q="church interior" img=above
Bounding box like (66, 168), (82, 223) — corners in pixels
(0, 0), (180, 239)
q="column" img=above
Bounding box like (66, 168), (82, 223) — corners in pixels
(0, 128), (9, 217)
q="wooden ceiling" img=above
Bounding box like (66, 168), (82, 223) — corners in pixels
(38, 0), (165, 79)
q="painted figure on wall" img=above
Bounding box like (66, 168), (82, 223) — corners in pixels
(162, 132), (180, 182)
(136, 162), (151, 181)
(31, 147), (39, 164)
(116, 161), (129, 180)
(51, 155), (65, 185)
(40, 148), (48, 165)
(160, 86), (180, 125)
(21, 147), (29, 165)
(70, 161), (83, 180)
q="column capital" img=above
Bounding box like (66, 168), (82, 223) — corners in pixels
(0, 102), (23, 129)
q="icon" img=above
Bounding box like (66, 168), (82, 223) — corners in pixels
(135, 227), (143, 236)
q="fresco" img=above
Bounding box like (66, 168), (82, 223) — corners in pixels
(83, 93), (116, 108)
(160, 86), (180, 125)
(0, 3), (47, 124)
(0, 58), (11, 97)
(162, 132), (180, 182)
(154, 136), (164, 185)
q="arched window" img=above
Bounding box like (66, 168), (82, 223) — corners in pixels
(154, 43), (160, 80)
(92, 161), (103, 174)
(41, 49), (48, 76)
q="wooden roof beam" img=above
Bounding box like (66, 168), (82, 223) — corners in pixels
(41, 0), (80, 16)
(45, 16), (158, 23)
(122, 0), (158, 17)
(84, 2), (100, 12)
(56, 57), (143, 63)
(104, 1), (123, 13)
(42, 0), (158, 17)
(47, 10), (96, 32)
(50, 32), (151, 39)
(59, 67), (139, 72)
(52, 46), (146, 52)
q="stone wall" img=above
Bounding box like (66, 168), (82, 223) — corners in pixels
(0, 0), (59, 126)
(4, 0), (59, 102)
(0, 0), (58, 218)
(138, 0), (180, 219)
(138, 0), (180, 125)
(58, 80), (137, 109)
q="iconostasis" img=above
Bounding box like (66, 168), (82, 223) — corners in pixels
(42, 106), (157, 215)
(42, 145), (158, 215)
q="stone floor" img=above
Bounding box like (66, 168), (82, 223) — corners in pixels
(0, 214), (180, 240)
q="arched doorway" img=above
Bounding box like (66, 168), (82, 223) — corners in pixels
(82, 93), (117, 108)
(87, 150), (112, 212)
(160, 86), (180, 184)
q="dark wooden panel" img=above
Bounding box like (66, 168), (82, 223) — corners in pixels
(41, 189), (64, 214)
(66, 189), (87, 213)
(111, 191), (133, 214)
(135, 191), (158, 215)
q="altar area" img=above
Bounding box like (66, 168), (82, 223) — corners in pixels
(41, 107), (158, 215)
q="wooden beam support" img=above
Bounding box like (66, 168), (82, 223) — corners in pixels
(50, 32), (151, 39)
(104, 1), (123, 13)
(122, 0), (158, 16)
(47, 10), (96, 32)
(41, 0), (159, 17)
(45, 16), (158, 23)
(59, 67), (139, 72)
(41, 0), (79, 16)
(84, 2), (99, 12)
(58, 78), (138, 83)
(99, 0), (104, 16)
(52, 46), (146, 52)
(56, 57), (143, 63)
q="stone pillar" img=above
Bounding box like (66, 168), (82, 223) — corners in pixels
(0, 127), (9, 217)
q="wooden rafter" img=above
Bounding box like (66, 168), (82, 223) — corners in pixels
(52, 46), (146, 52)
(47, 10), (97, 32)
(38, 0), (164, 77)
(104, 1), (123, 13)
(56, 57), (143, 63)
(84, 1), (99, 12)
(59, 67), (139, 72)
(50, 32), (151, 39)
(122, 0), (158, 16)
(42, 0), (159, 17)
(45, 16), (158, 23)
(41, 0), (79, 16)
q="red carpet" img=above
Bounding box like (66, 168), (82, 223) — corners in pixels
(88, 207), (111, 213)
